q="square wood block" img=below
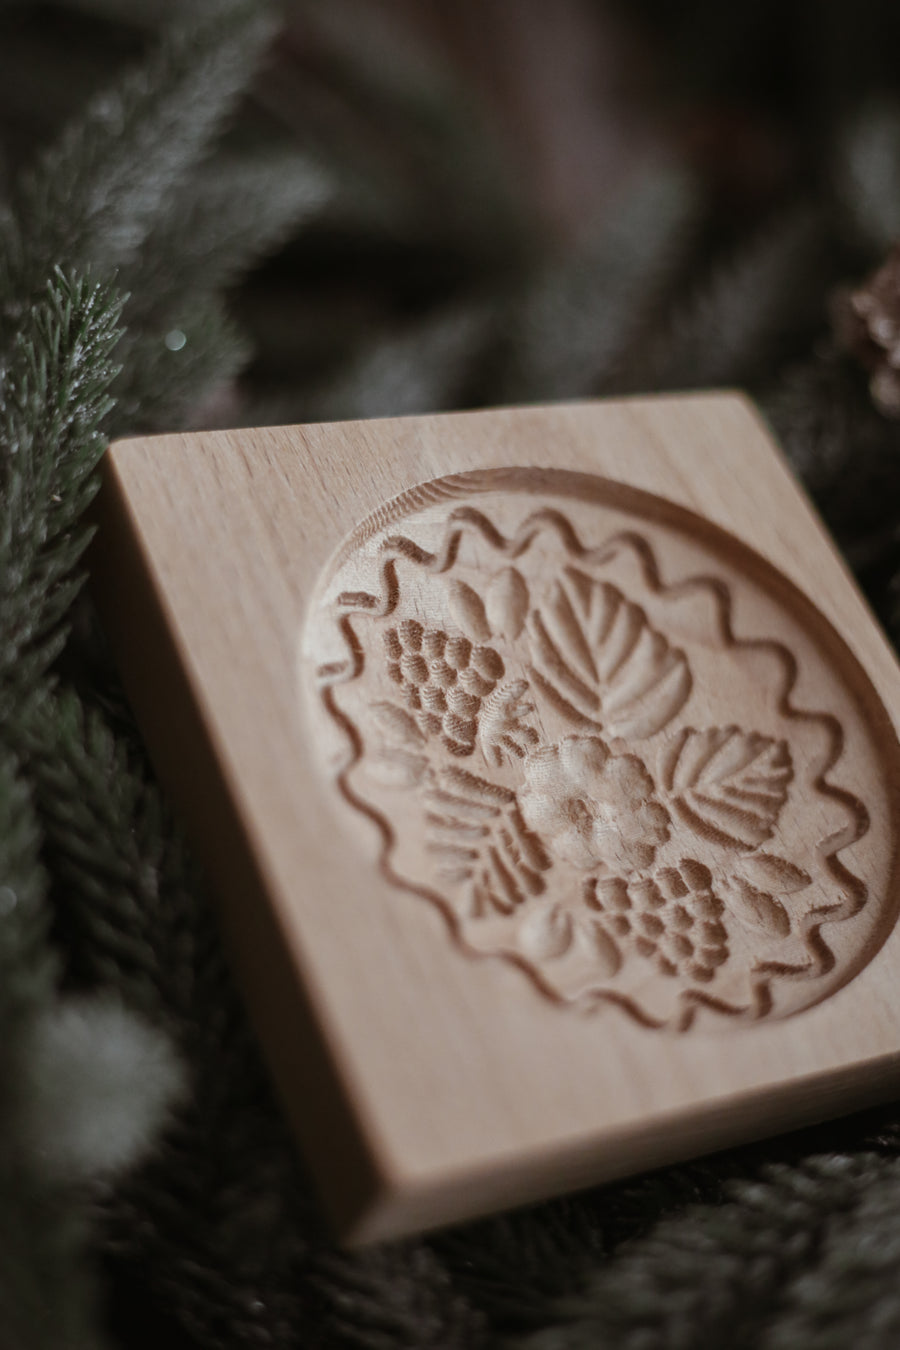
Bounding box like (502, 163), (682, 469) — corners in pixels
(92, 394), (900, 1244)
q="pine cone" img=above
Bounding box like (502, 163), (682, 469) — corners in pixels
(833, 242), (900, 417)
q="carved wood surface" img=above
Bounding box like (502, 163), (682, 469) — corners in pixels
(92, 395), (900, 1244)
(310, 474), (888, 1029)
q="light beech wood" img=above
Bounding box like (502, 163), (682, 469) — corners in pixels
(91, 394), (900, 1244)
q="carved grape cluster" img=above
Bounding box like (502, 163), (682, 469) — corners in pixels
(589, 861), (730, 984)
(384, 619), (505, 756)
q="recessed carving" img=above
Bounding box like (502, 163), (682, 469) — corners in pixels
(305, 470), (896, 1029)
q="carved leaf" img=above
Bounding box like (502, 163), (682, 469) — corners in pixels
(486, 567), (529, 641)
(447, 579), (491, 642)
(371, 702), (425, 748)
(722, 876), (791, 938)
(520, 904), (573, 960)
(367, 749), (428, 788)
(423, 768), (549, 916)
(737, 853), (811, 895)
(661, 726), (792, 849)
(531, 570), (691, 739)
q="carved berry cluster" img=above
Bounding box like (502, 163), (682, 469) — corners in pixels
(384, 619), (505, 756)
(589, 862), (729, 984)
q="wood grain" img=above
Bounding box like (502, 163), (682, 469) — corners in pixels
(91, 394), (900, 1243)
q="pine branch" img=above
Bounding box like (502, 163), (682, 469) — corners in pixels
(432, 1198), (607, 1335)
(304, 302), (495, 422)
(433, 1153), (770, 1339)
(275, 0), (529, 254)
(510, 1154), (900, 1350)
(0, 269), (123, 719)
(0, 754), (110, 1350)
(623, 206), (834, 393)
(21, 689), (217, 1031)
(762, 1157), (900, 1350)
(315, 1244), (488, 1350)
(0, 750), (186, 1348)
(833, 98), (900, 255)
(497, 161), (700, 402)
(106, 148), (337, 435)
(19, 688), (331, 1345)
(120, 148), (335, 328)
(763, 355), (900, 578)
(763, 355), (867, 496)
(0, 0), (275, 332)
(110, 292), (249, 434)
(0, 1141), (109, 1350)
(0, 753), (54, 1024)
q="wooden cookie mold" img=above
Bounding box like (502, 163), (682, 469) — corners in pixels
(92, 395), (900, 1244)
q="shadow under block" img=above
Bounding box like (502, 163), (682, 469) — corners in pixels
(91, 394), (900, 1244)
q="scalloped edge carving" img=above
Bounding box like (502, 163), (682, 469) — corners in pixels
(314, 469), (889, 1031)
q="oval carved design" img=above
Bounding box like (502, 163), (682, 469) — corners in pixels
(303, 469), (900, 1029)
